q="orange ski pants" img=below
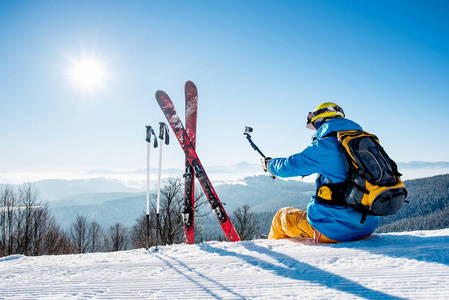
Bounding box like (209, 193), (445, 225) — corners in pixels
(268, 207), (338, 243)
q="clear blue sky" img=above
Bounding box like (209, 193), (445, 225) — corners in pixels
(1, 1), (448, 177)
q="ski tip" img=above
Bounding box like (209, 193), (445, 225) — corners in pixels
(155, 90), (168, 101)
(185, 81), (197, 89)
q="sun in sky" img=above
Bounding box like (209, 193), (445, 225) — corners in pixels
(70, 57), (108, 90)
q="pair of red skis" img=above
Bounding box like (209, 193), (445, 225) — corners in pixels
(155, 81), (240, 243)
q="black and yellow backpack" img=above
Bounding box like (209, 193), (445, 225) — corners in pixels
(316, 130), (408, 223)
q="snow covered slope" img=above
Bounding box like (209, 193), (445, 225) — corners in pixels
(1, 229), (449, 299)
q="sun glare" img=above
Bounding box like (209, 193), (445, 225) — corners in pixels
(71, 59), (107, 89)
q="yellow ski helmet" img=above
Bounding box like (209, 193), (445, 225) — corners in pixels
(306, 102), (345, 130)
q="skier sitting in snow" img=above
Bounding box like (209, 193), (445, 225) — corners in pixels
(261, 102), (379, 243)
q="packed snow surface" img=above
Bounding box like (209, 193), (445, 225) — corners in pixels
(1, 229), (449, 299)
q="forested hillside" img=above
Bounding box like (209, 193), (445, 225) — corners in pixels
(46, 175), (316, 230)
(3, 174), (448, 253)
(215, 175), (315, 212)
(45, 174), (449, 235)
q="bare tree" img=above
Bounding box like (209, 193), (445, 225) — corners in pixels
(129, 176), (208, 248)
(87, 221), (105, 253)
(42, 220), (74, 255)
(30, 204), (53, 256)
(16, 183), (41, 255)
(232, 204), (260, 241)
(1, 184), (76, 257)
(15, 183), (61, 256)
(131, 212), (156, 249)
(105, 223), (129, 252)
(60, 230), (76, 254)
(152, 177), (208, 246)
(70, 215), (89, 253)
(156, 177), (184, 245)
(0, 185), (17, 257)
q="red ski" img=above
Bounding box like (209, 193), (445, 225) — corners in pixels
(155, 89), (240, 242)
(182, 81), (198, 244)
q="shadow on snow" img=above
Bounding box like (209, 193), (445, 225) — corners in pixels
(201, 243), (404, 300)
(150, 250), (246, 299)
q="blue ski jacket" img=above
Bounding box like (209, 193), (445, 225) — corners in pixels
(267, 118), (379, 242)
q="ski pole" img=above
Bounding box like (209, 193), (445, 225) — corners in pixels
(156, 122), (169, 251)
(243, 126), (275, 179)
(145, 126), (157, 250)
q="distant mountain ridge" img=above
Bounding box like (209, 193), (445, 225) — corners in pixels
(31, 178), (142, 201)
(84, 168), (182, 175)
(84, 160), (449, 174)
(397, 161), (449, 169)
(46, 173), (449, 235)
(48, 175), (316, 229)
(5, 161), (448, 203)
(84, 161), (263, 175)
(50, 192), (145, 208)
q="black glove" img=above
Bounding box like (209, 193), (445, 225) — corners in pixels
(260, 157), (272, 173)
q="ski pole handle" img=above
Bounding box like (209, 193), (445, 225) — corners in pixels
(146, 126), (158, 148)
(159, 122), (170, 145)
